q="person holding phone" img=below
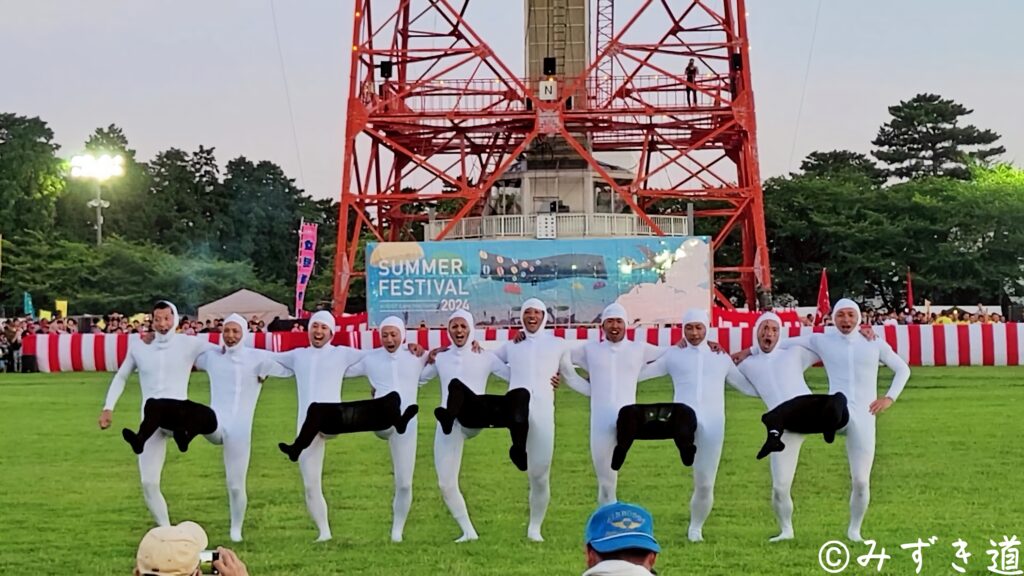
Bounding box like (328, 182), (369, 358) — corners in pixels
(133, 520), (249, 576)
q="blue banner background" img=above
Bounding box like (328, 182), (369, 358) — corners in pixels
(367, 237), (712, 327)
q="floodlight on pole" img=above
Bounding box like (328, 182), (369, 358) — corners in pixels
(70, 153), (124, 245)
(71, 154), (124, 181)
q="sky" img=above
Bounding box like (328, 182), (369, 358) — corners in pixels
(2, 0), (1021, 200)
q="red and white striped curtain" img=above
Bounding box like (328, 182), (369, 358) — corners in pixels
(24, 324), (1024, 373)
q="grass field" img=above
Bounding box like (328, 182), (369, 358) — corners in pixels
(2, 367), (1023, 575)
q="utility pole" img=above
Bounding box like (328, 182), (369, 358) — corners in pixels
(86, 183), (110, 246)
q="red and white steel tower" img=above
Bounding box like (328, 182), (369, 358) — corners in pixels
(333, 0), (770, 313)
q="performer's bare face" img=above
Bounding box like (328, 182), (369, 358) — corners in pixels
(223, 322), (243, 348)
(448, 318), (470, 347)
(309, 321), (333, 348)
(381, 326), (403, 352)
(152, 308), (174, 335)
(684, 322), (706, 346)
(522, 308), (544, 333)
(834, 308), (859, 334)
(602, 318), (625, 342)
(758, 320), (780, 353)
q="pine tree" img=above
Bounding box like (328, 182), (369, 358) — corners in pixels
(872, 93), (1004, 180)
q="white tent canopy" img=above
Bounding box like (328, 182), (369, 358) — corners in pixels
(197, 289), (289, 325)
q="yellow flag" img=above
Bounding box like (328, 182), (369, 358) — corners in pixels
(55, 300), (68, 318)
(39, 310), (53, 320)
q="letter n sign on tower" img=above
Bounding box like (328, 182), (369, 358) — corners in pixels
(537, 79), (559, 135)
(539, 79), (558, 102)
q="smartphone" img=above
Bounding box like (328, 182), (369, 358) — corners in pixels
(199, 550), (220, 575)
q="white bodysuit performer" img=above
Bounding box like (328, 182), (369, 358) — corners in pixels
(637, 308), (759, 542)
(419, 309), (511, 542)
(733, 312), (822, 541)
(566, 303), (668, 506)
(194, 313), (292, 542)
(773, 299), (910, 541)
(344, 316), (429, 542)
(273, 310), (366, 541)
(494, 298), (590, 541)
(99, 301), (218, 526)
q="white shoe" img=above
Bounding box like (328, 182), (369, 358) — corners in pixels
(769, 531), (794, 543)
(688, 528), (704, 543)
(527, 529), (544, 542)
(455, 532), (479, 543)
(847, 529), (864, 543)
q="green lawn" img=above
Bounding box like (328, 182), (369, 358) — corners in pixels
(1, 367), (1022, 575)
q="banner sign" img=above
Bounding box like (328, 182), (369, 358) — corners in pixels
(295, 222), (318, 314)
(367, 236), (712, 327)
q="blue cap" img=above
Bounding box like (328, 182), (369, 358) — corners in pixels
(585, 502), (660, 554)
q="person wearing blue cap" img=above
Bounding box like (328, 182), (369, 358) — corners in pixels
(583, 502), (661, 576)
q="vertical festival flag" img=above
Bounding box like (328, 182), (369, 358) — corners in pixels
(295, 220), (319, 315)
(23, 292), (35, 318)
(906, 267), (914, 311)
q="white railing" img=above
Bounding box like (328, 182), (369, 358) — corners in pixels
(423, 213), (690, 240)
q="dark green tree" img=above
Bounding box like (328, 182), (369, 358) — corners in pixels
(800, 150), (886, 186)
(221, 157), (307, 283)
(183, 145), (228, 255)
(0, 231), (283, 314)
(900, 172), (1024, 305)
(764, 161), (1024, 308)
(872, 93), (1004, 180)
(0, 113), (65, 237)
(147, 148), (198, 251)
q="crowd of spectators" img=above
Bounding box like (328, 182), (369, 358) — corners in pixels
(801, 304), (1006, 327)
(0, 313), (283, 373)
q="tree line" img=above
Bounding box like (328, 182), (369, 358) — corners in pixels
(0, 92), (1021, 316)
(0, 117), (341, 315)
(760, 94), (1020, 311)
(645, 93), (1019, 310)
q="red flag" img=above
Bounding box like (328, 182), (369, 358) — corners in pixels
(814, 268), (830, 325)
(906, 268), (914, 311)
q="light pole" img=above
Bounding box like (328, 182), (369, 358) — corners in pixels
(70, 154), (124, 246)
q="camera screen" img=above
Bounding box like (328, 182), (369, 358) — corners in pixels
(198, 550), (219, 575)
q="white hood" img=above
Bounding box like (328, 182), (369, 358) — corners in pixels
(601, 303), (627, 323)
(753, 311), (782, 353)
(832, 298), (862, 337)
(153, 301), (180, 348)
(681, 308), (710, 347)
(380, 315), (407, 352)
(222, 313), (248, 362)
(447, 309), (475, 350)
(307, 310), (337, 348)
(521, 298), (548, 338)
(308, 310), (337, 334)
